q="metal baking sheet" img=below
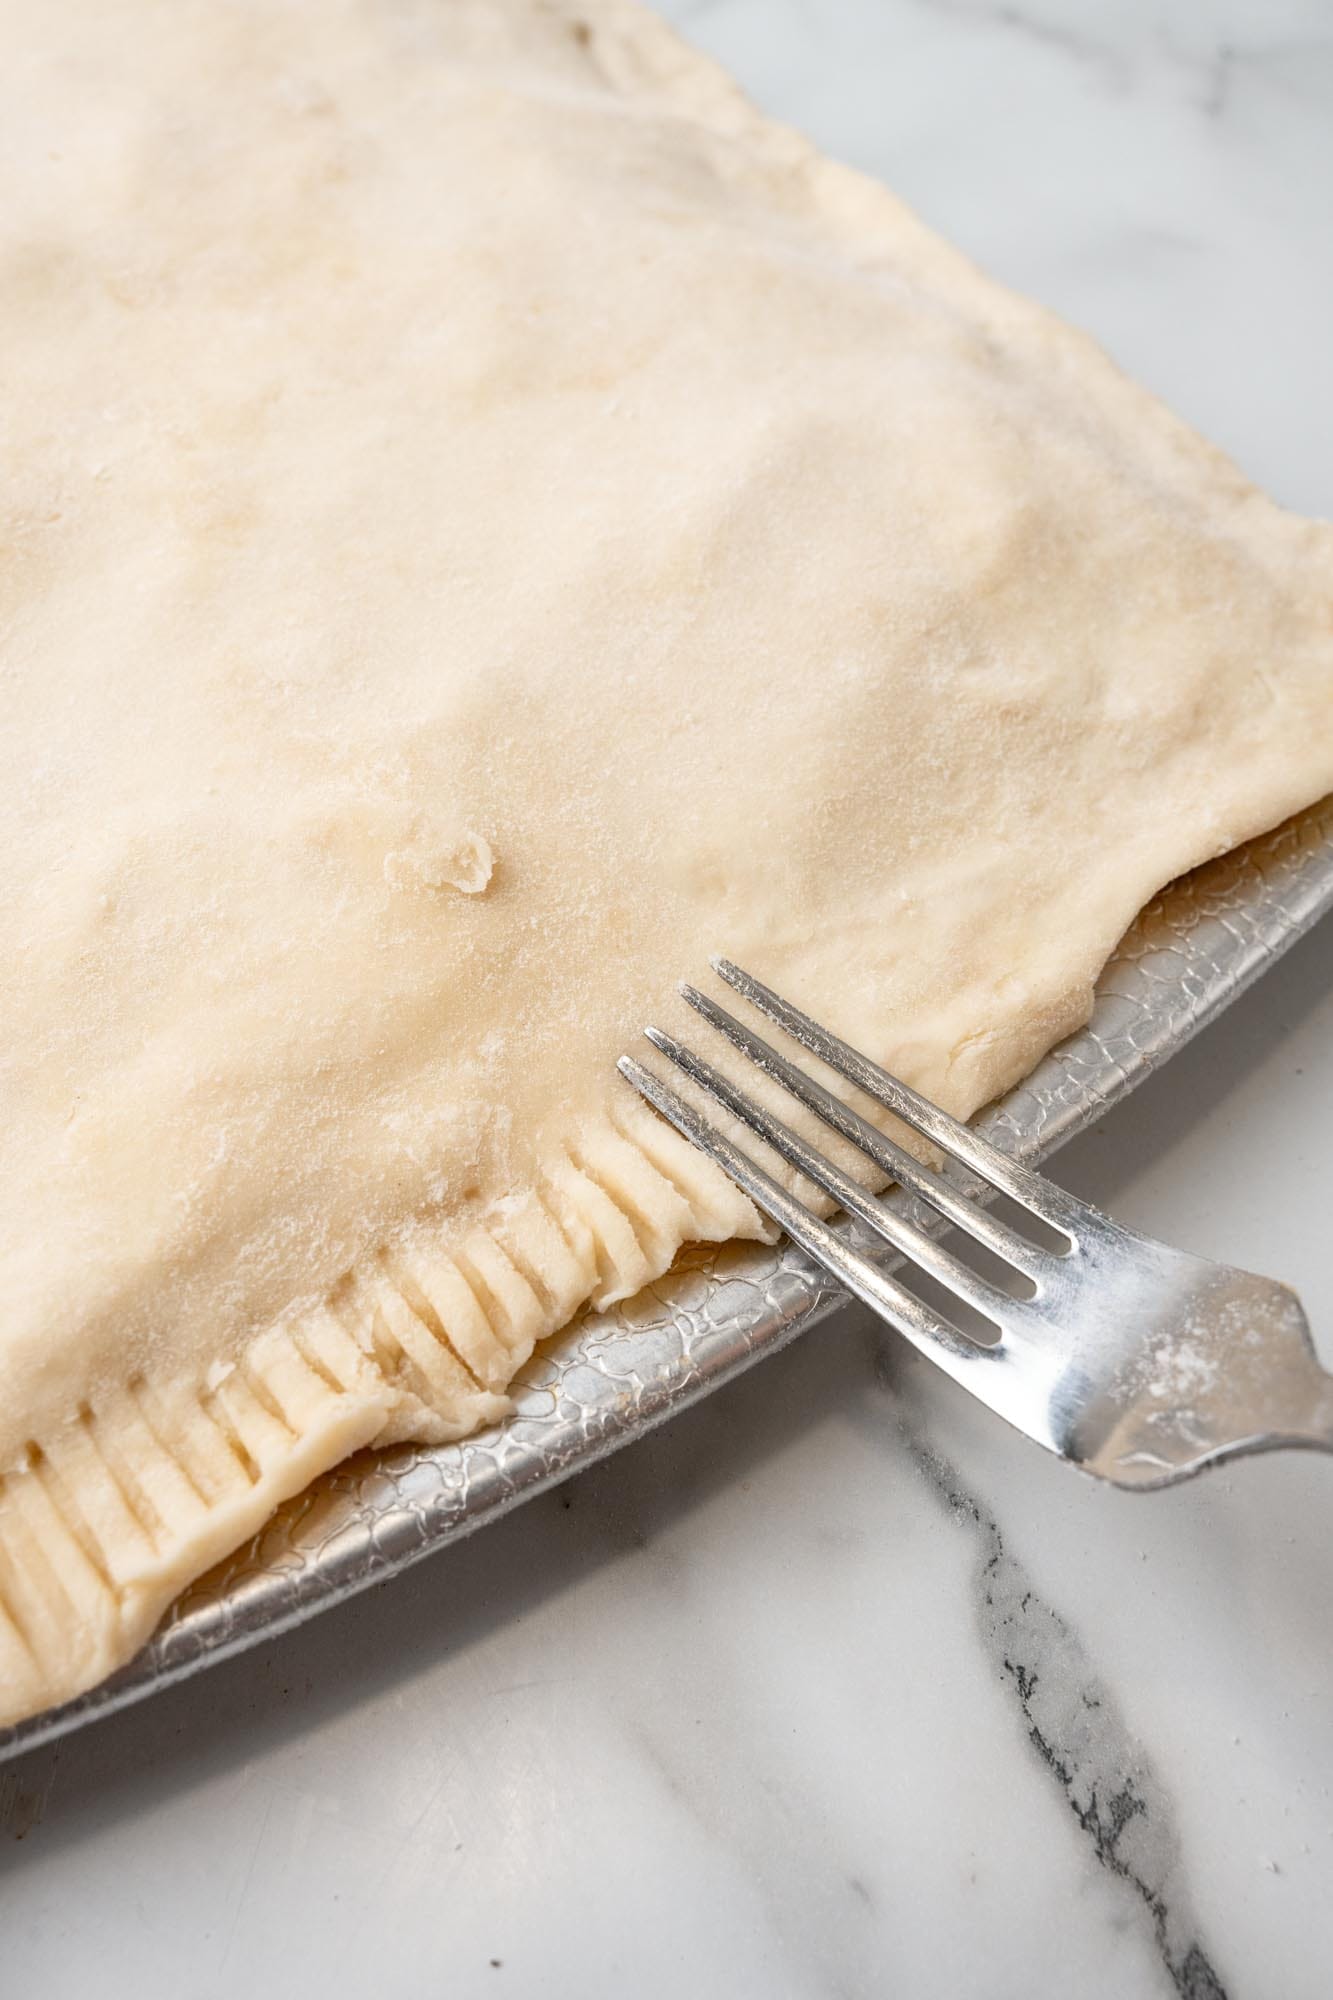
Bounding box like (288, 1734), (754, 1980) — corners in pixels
(4, 797), (1331, 1760)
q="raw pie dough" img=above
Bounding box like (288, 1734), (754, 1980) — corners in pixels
(2, 0), (1331, 1729)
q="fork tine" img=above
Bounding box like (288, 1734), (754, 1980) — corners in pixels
(642, 1025), (1018, 1326)
(616, 1056), (999, 1377)
(710, 958), (1080, 1237)
(679, 984), (1046, 1276)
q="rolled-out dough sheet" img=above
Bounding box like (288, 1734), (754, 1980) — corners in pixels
(1, 0), (1330, 1725)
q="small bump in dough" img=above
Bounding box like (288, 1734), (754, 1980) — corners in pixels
(385, 831), (495, 898)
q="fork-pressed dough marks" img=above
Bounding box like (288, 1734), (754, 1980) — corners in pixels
(1, 0), (1331, 1725)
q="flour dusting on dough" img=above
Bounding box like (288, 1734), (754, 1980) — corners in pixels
(0, 0), (1329, 1730)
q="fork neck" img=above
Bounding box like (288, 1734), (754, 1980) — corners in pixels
(1277, 1369), (1333, 1455)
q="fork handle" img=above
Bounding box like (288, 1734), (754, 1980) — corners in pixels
(1274, 1368), (1333, 1456)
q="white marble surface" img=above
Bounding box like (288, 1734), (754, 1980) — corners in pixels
(3, 2), (1331, 1995)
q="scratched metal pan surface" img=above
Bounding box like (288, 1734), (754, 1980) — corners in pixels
(3, 797), (1332, 1760)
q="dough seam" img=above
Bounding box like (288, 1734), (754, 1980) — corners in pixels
(0, 1102), (761, 1724)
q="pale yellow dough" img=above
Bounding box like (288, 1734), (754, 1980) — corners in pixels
(1, 0), (1331, 1727)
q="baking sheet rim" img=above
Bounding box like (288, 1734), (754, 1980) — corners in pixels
(3, 797), (1331, 1761)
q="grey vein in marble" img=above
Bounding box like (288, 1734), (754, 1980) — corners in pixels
(889, 1349), (1228, 1999)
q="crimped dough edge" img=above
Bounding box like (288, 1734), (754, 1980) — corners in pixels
(0, 1097), (764, 1725)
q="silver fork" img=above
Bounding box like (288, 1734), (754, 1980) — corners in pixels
(618, 958), (1331, 1490)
